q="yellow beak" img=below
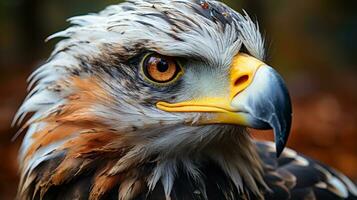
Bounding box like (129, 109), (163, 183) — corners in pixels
(157, 53), (264, 126)
(156, 53), (292, 156)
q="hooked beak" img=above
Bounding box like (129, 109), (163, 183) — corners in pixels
(156, 53), (292, 157)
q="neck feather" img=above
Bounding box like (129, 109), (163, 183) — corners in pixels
(18, 118), (266, 199)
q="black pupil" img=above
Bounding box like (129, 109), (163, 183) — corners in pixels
(157, 60), (169, 72)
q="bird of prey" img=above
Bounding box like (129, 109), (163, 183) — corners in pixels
(14, 0), (357, 199)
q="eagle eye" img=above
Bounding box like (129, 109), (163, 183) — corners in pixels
(141, 53), (183, 85)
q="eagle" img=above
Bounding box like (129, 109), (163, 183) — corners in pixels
(14, 0), (357, 199)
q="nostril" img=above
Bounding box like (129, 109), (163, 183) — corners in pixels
(234, 75), (249, 86)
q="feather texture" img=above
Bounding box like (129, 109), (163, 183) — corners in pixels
(14, 0), (357, 199)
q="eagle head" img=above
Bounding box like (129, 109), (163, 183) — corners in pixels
(15, 0), (292, 199)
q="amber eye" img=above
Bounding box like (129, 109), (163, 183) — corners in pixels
(142, 53), (183, 85)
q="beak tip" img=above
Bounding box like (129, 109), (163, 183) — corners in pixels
(275, 140), (286, 158)
(274, 118), (292, 158)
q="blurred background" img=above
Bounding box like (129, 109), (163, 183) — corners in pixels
(0, 0), (356, 198)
